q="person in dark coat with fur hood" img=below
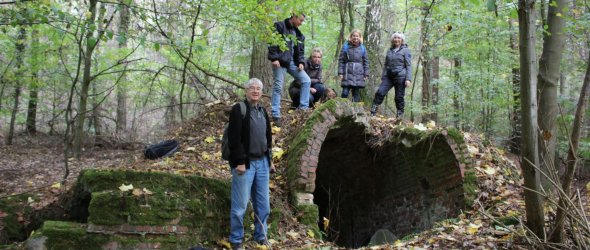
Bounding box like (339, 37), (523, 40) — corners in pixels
(370, 32), (412, 118)
(338, 29), (369, 102)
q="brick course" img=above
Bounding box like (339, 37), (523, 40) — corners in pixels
(286, 99), (473, 248)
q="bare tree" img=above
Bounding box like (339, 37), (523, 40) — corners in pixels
(537, 0), (567, 189)
(26, 26), (39, 135)
(550, 52), (590, 243)
(508, 18), (522, 154)
(116, 0), (130, 134)
(6, 5), (27, 145)
(363, 0), (382, 103)
(518, 0), (544, 238)
(73, 0), (115, 157)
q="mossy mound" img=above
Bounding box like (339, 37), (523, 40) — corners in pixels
(35, 169), (232, 249)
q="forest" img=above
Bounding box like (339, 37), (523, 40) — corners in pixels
(1, 0), (590, 249)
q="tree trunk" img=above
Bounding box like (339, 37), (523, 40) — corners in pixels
(26, 27), (39, 135)
(518, 0), (545, 238)
(509, 18), (522, 155)
(559, 72), (566, 96)
(550, 51), (590, 244)
(165, 96), (177, 127)
(116, 0), (130, 134)
(363, 0), (382, 103)
(420, 0), (434, 122)
(249, 36), (273, 94)
(73, 0), (99, 157)
(537, 0), (567, 189)
(453, 58), (461, 128)
(431, 56), (439, 123)
(92, 84), (102, 136)
(6, 25), (27, 145)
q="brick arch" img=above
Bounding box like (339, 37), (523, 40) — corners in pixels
(286, 99), (474, 247)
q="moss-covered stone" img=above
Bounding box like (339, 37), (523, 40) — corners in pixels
(72, 169), (231, 240)
(42, 220), (109, 250)
(296, 204), (320, 239)
(462, 171), (478, 207)
(0, 195), (31, 243)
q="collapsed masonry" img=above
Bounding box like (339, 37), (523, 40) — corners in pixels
(286, 99), (474, 248)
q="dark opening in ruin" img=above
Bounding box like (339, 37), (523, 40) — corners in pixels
(313, 118), (465, 248)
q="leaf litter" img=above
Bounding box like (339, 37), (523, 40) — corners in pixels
(1, 100), (585, 249)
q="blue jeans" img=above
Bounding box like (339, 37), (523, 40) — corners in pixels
(229, 158), (270, 244)
(271, 61), (311, 118)
(290, 82), (325, 108)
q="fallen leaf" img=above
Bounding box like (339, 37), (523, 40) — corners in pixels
(27, 197), (34, 203)
(204, 136), (215, 143)
(51, 182), (61, 189)
(132, 188), (142, 196)
(143, 188), (153, 195)
(323, 217), (330, 231)
(186, 147), (196, 152)
(483, 167), (497, 175)
(286, 230), (300, 240)
(119, 183), (134, 192)
(272, 126), (281, 134)
(218, 239), (231, 249)
(467, 223), (481, 235)
(272, 147), (284, 160)
(414, 123), (427, 131)
(307, 229), (315, 238)
(426, 120), (436, 129)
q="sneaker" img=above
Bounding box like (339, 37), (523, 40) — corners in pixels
(370, 104), (378, 116)
(230, 242), (243, 250)
(272, 117), (281, 127)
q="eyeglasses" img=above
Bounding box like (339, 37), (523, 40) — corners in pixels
(247, 86), (262, 91)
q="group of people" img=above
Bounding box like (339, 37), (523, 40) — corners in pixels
(226, 13), (412, 250)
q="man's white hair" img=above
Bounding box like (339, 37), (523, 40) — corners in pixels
(245, 78), (263, 90)
(391, 32), (406, 42)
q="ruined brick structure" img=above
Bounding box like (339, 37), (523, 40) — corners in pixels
(286, 99), (473, 248)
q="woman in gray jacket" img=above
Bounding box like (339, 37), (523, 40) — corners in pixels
(338, 29), (369, 102)
(370, 32), (412, 118)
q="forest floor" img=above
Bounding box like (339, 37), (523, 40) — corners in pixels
(1, 99), (588, 249)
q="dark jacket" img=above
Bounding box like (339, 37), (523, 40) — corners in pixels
(383, 44), (412, 81)
(289, 59), (322, 89)
(227, 100), (272, 169)
(268, 18), (306, 67)
(338, 42), (369, 88)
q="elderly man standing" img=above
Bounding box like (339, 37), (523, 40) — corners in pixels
(227, 78), (274, 250)
(268, 13), (311, 126)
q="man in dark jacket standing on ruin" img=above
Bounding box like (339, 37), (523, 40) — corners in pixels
(268, 13), (311, 126)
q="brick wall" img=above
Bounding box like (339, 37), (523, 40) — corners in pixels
(287, 99), (472, 248)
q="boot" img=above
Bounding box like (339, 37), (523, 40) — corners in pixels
(370, 104), (378, 116)
(396, 110), (403, 119)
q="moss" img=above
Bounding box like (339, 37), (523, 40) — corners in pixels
(295, 204), (320, 239)
(42, 221), (109, 250)
(445, 127), (465, 145)
(462, 171), (478, 207)
(268, 208), (282, 237)
(0, 195), (30, 242)
(76, 169), (230, 239)
(40, 220), (199, 250)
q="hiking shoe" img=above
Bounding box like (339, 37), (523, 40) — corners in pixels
(230, 242), (243, 250)
(370, 104), (378, 116)
(272, 117), (281, 127)
(396, 110), (404, 119)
